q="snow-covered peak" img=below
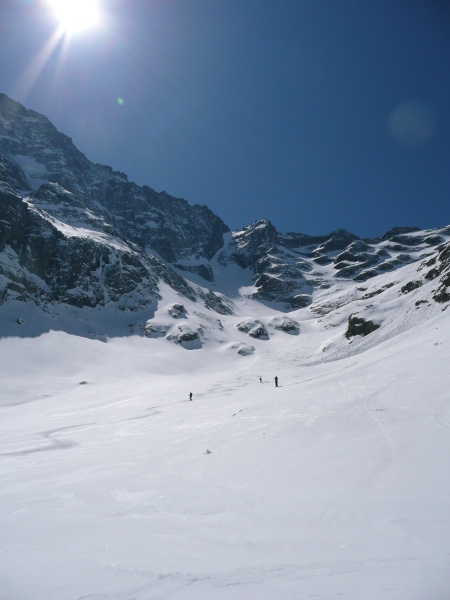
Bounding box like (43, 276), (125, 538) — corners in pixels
(0, 92), (449, 355)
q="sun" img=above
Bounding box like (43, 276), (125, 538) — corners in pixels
(48, 0), (100, 35)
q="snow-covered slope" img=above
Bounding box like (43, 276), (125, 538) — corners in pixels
(1, 292), (449, 599)
(1, 92), (450, 599)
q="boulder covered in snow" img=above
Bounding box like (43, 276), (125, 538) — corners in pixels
(167, 303), (187, 318)
(144, 321), (169, 338)
(236, 319), (269, 340)
(168, 324), (202, 349)
(268, 316), (300, 334)
(237, 344), (256, 356)
(221, 342), (255, 356)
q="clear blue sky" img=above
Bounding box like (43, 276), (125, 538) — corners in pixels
(2, 0), (450, 237)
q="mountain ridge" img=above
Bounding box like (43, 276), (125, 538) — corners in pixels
(1, 92), (449, 354)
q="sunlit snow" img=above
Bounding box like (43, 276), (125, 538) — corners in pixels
(1, 280), (449, 599)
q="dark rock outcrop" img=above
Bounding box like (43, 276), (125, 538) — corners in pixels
(430, 243), (450, 304)
(401, 281), (422, 294)
(174, 263), (214, 282)
(168, 304), (188, 318)
(345, 315), (380, 339)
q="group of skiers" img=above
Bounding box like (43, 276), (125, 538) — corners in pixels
(259, 376), (278, 386)
(190, 375), (279, 400)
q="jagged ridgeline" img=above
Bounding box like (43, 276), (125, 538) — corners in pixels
(1, 92), (450, 342)
(0, 93), (230, 313)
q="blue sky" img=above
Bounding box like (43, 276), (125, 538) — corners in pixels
(1, 0), (450, 237)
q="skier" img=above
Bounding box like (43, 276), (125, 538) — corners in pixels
(189, 392), (193, 401)
(274, 376), (278, 388)
(259, 377), (262, 383)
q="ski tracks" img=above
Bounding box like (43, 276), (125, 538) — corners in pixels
(73, 556), (426, 600)
(0, 423), (97, 457)
(318, 372), (404, 536)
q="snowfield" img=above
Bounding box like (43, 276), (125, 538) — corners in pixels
(1, 296), (450, 599)
(2, 92), (450, 598)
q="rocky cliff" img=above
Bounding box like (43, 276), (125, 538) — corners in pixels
(1, 92), (449, 340)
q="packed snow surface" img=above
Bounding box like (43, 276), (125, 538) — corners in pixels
(1, 306), (450, 599)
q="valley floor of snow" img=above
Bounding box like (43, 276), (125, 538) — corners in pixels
(1, 310), (450, 599)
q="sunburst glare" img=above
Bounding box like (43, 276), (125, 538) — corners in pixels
(48, 0), (100, 35)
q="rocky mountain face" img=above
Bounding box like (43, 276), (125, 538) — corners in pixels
(1, 92), (449, 343)
(0, 93), (229, 313)
(217, 218), (450, 310)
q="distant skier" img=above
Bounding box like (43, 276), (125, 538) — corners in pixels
(259, 377), (262, 383)
(274, 376), (278, 388)
(189, 392), (193, 401)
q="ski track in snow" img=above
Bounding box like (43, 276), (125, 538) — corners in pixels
(71, 556), (435, 600)
(0, 423), (96, 456)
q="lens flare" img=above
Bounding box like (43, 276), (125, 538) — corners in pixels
(48, 0), (100, 34)
(389, 100), (437, 147)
